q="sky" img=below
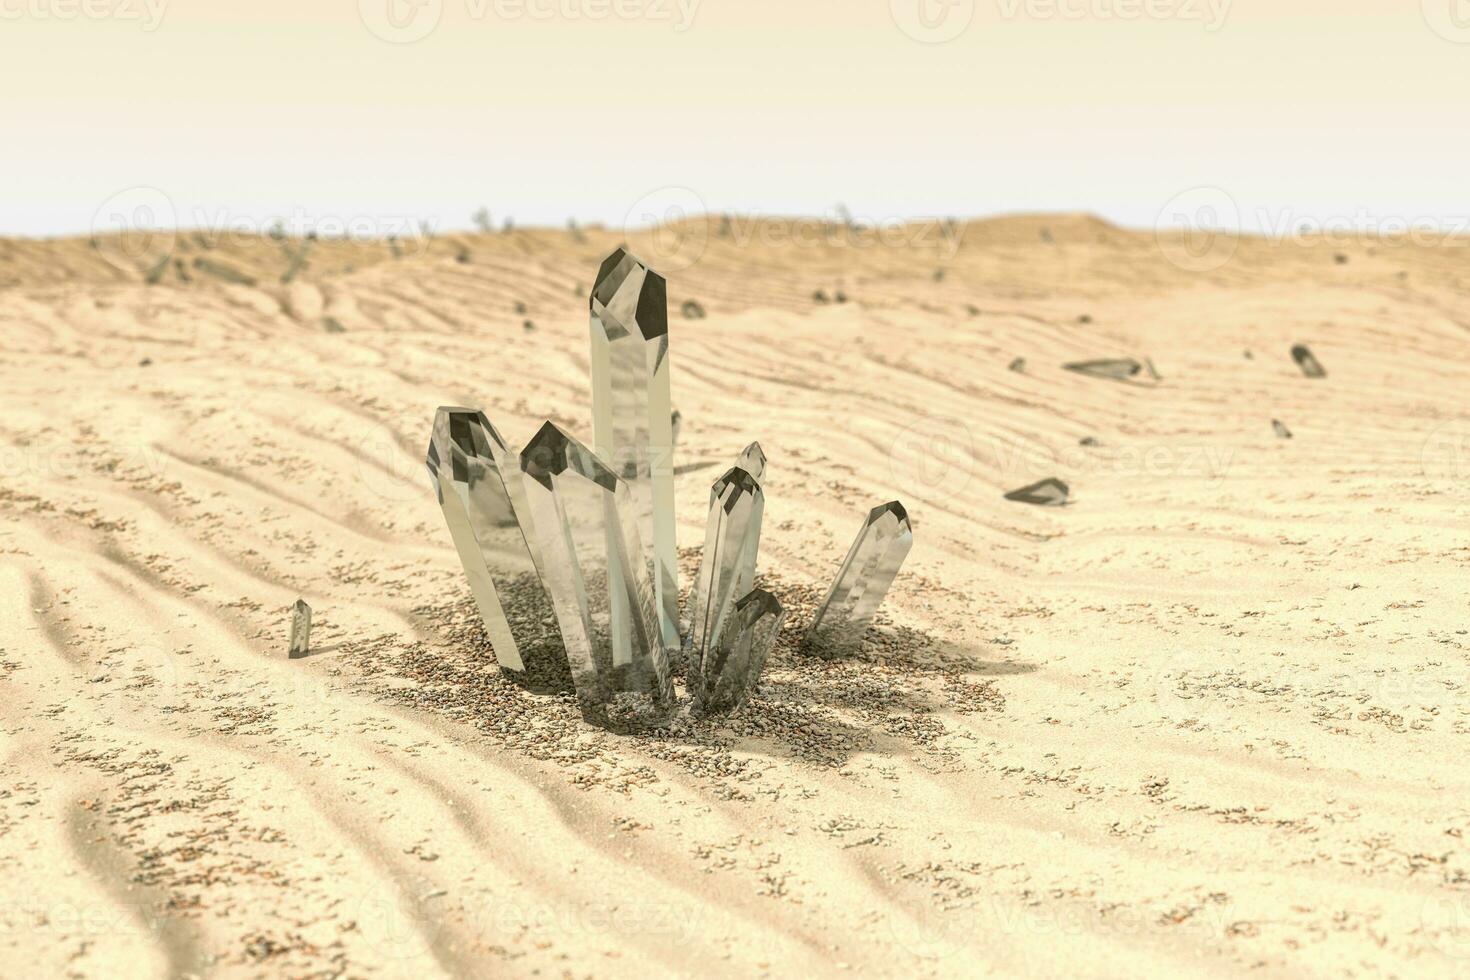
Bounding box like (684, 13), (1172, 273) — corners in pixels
(3, 0), (1468, 238)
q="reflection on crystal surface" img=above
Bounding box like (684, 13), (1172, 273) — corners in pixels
(689, 467), (764, 663)
(289, 598), (311, 659)
(426, 407), (568, 689)
(735, 441), (767, 484)
(519, 422), (675, 731)
(692, 589), (783, 716)
(589, 248), (679, 652)
(804, 501), (913, 656)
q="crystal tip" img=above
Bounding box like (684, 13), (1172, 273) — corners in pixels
(868, 500), (910, 526)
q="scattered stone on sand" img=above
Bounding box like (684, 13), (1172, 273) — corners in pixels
(1292, 344), (1326, 378)
(1063, 358), (1142, 382)
(1004, 478), (1070, 507)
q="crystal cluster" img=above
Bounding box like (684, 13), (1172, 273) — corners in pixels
(426, 249), (912, 730)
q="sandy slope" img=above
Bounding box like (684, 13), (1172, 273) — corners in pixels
(0, 216), (1466, 979)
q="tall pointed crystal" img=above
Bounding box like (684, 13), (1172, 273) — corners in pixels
(426, 408), (568, 689)
(804, 501), (913, 656)
(688, 467), (765, 661)
(692, 589), (784, 717)
(289, 598), (312, 659)
(518, 422), (675, 731)
(589, 249), (679, 652)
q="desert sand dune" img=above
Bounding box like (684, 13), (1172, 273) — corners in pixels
(0, 216), (1466, 978)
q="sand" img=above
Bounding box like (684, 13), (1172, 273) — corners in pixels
(0, 215), (1466, 978)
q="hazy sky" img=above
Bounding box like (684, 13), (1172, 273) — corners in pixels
(4, 0), (1468, 237)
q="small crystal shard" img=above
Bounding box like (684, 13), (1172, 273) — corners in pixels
(518, 422), (675, 731)
(1008, 357), (1026, 373)
(589, 248), (679, 652)
(1273, 419), (1293, 439)
(1004, 478), (1070, 506)
(426, 408), (568, 689)
(289, 598), (311, 659)
(1063, 358), (1142, 381)
(1291, 344), (1326, 378)
(735, 441), (767, 484)
(692, 589), (784, 716)
(804, 502), (913, 656)
(688, 467), (765, 662)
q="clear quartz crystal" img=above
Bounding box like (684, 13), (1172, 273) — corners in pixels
(804, 501), (913, 655)
(426, 407), (568, 689)
(692, 589), (784, 716)
(688, 467), (764, 662)
(289, 599), (312, 659)
(518, 422), (675, 731)
(589, 248), (679, 652)
(735, 441), (767, 484)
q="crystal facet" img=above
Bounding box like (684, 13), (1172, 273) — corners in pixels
(689, 467), (765, 662)
(804, 501), (913, 655)
(1063, 358), (1142, 381)
(692, 589), (784, 717)
(1004, 478), (1070, 506)
(289, 598), (311, 659)
(735, 441), (767, 485)
(426, 408), (568, 688)
(518, 422), (675, 731)
(589, 249), (679, 652)
(1291, 344), (1326, 378)
(1273, 419), (1293, 439)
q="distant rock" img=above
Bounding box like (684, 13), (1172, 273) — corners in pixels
(1004, 478), (1070, 507)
